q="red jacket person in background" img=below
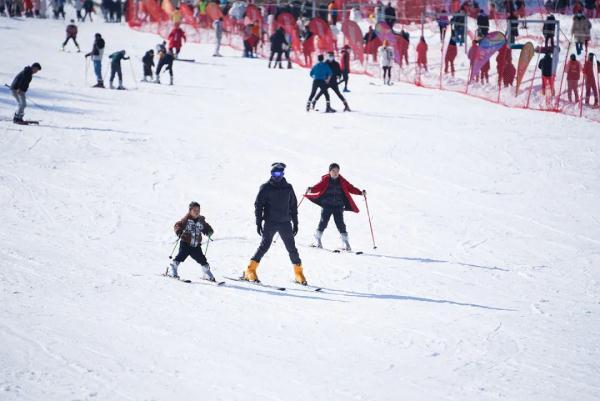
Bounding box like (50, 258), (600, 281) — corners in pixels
(306, 163), (365, 251)
(168, 23), (187, 57)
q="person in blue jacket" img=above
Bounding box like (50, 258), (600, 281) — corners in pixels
(306, 54), (335, 113)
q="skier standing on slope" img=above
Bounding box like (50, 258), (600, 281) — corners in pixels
(167, 23), (186, 57)
(142, 49), (155, 82)
(62, 19), (80, 52)
(108, 50), (129, 89)
(166, 201), (216, 281)
(312, 51), (350, 112)
(85, 33), (106, 88)
(243, 162), (307, 285)
(155, 48), (175, 85)
(10, 62), (41, 125)
(340, 44), (351, 92)
(305, 163), (365, 251)
(213, 16), (224, 57)
(377, 39), (394, 85)
(306, 54), (334, 112)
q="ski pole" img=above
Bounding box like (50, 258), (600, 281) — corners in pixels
(168, 237), (180, 259)
(204, 235), (213, 256)
(363, 193), (377, 249)
(85, 57), (89, 86)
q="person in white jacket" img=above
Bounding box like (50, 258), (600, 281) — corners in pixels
(377, 39), (394, 85)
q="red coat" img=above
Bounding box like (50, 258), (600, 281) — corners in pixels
(583, 60), (597, 85)
(567, 60), (581, 81)
(305, 174), (362, 213)
(445, 43), (457, 62)
(168, 27), (187, 48)
(416, 42), (428, 64)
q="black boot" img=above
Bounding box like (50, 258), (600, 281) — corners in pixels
(306, 101), (311, 112)
(343, 102), (351, 112)
(325, 102), (336, 113)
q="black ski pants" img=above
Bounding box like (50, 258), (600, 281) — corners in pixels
(252, 221), (301, 265)
(308, 79), (330, 102)
(110, 64), (122, 82)
(269, 50), (283, 66)
(317, 206), (347, 233)
(174, 241), (208, 265)
(341, 70), (349, 90)
(143, 64), (153, 77)
(63, 36), (79, 48)
(315, 80), (346, 104)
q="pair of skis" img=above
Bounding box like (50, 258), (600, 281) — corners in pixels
(161, 273), (321, 292)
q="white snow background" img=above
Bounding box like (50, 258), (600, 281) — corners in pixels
(0, 10), (599, 401)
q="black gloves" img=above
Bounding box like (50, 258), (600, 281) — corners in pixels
(256, 222), (263, 236)
(292, 221), (298, 236)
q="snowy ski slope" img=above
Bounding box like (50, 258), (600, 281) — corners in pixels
(1, 12), (599, 401)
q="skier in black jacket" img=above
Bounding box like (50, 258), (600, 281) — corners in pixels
(268, 27), (288, 68)
(155, 48), (174, 85)
(10, 63), (41, 124)
(243, 162), (307, 285)
(312, 51), (350, 112)
(142, 49), (155, 82)
(108, 50), (129, 89)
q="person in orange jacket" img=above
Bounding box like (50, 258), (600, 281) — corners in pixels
(168, 23), (187, 57)
(566, 53), (581, 102)
(445, 38), (458, 76)
(582, 52), (598, 106)
(416, 36), (428, 71)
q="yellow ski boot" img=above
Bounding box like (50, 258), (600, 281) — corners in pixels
(243, 260), (260, 282)
(294, 264), (307, 285)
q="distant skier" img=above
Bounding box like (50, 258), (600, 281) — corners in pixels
(305, 163), (365, 251)
(85, 33), (106, 88)
(445, 37), (457, 76)
(82, 0), (94, 21)
(142, 49), (155, 82)
(312, 51), (350, 112)
(268, 26), (288, 68)
(306, 54), (334, 113)
(340, 44), (351, 92)
(62, 19), (80, 52)
(108, 50), (129, 89)
(583, 53), (598, 106)
(213, 16), (224, 57)
(167, 23), (186, 57)
(155, 48), (175, 85)
(377, 39), (394, 85)
(166, 201), (216, 282)
(243, 162), (307, 285)
(416, 36), (428, 71)
(566, 54), (581, 102)
(538, 52), (555, 97)
(10, 62), (42, 125)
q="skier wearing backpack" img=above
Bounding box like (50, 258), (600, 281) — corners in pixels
(84, 33), (105, 88)
(243, 162), (307, 285)
(108, 50), (129, 89)
(10, 62), (42, 125)
(305, 163), (365, 251)
(62, 20), (80, 52)
(166, 201), (216, 282)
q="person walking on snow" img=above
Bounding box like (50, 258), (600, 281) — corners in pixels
(167, 23), (187, 57)
(62, 19), (80, 52)
(213, 17), (224, 57)
(142, 49), (155, 82)
(10, 62), (41, 125)
(85, 33), (105, 88)
(306, 163), (365, 251)
(306, 54), (334, 112)
(312, 51), (351, 112)
(108, 50), (129, 89)
(166, 201), (216, 281)
(243, 163), (307, 285)
(155, 48), (175, 85)
(377, 39), (394, 85)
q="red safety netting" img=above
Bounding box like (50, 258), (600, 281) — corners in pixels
(127, 0), (600, 123)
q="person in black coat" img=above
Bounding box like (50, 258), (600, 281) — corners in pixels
(384, 2), (396, 28)
(538, 52), (555, 96)
(312, 51), (350, 112)
(155, 48), (174, 85)
(10, 63), (41, 124)
(268, 27), (288, 68)
(142, 49), (155, 82)
(243, 162), (307, 285)
(543, 14), (556, 48)
(476, 9), (489, 38)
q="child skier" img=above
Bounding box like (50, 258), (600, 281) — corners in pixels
(62, 19), (80, 52)
(167, 23), (186, 57)
(167, 201), (216, 281)
(142, 49), (154, 82)
(108, 50), (129, 89)
(155, 48), (175, 85)
(305, 163), (365, 251)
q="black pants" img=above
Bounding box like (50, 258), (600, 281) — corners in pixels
(156, 61), (173, 76)
(143, 64), (153, 77)
(252, 221), (301, 265)
(174, 241), (208, 265)
(62, 36), (79, 48)
(341, 70), (349, 90)
(318, 207), (346, 233)
(269, 50), (283, 66)
(83, 9), (93, 21)
(544, 34), (555, 48)
(315, 81), (346, 104)
(308, 79), (330, 102)
(382, 66), (391, 81)
(110, 64), (122, 82)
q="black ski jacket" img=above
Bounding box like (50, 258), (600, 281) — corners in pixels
(142, 51), (155, 67)
(538, 55), (553, 77)
(326, 59), (342, 81)
(10, 66), (33, 92)
(270, 28), (288, 52)
(254, 178), (298, 225)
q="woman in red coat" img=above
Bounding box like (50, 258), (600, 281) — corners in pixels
(305, 163), (365, 251)
(416, 36), (428, 71)
(566, 54), (581, 102)
(168, 23), (187, 57)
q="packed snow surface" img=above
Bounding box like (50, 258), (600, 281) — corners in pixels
(1, 13), (599, 401)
